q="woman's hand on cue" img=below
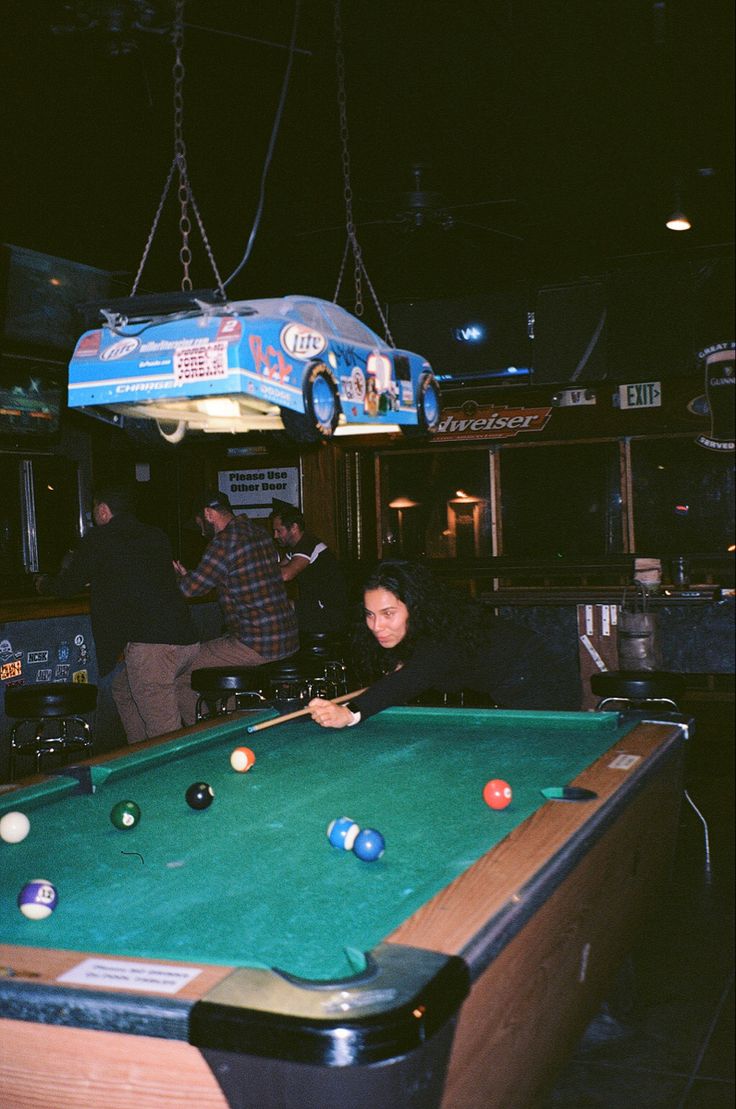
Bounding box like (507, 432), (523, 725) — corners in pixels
(308, 697), (353, 729)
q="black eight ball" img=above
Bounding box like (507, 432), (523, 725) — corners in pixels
(186, 782), (214, 810)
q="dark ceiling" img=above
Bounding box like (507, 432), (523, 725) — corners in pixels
(1, 0), (734, 316)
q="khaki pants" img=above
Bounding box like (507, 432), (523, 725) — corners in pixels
(177, 635), (273, 724)
(111, 641), (201, 744)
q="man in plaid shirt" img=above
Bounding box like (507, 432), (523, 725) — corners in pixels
(174, 491), (299, 716)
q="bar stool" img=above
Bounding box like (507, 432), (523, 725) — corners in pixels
(191, 667), (271, 721)
(590, 670), (685, 713)
(297, 633), (350, 699)
(191, 658), (325, 721)
(5, 682), (98, 781)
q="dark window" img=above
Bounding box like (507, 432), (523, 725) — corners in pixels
(631, 437), (735, 558)
(379, 449), (492, 559)
(499, 442), (622, 558)
(32, 457), (80, 573)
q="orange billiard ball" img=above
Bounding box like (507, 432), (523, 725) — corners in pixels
(230, 746), (256, 773)
(483, 778), (512, 810)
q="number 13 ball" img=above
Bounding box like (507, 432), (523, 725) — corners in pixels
(483, 779), (513, 810)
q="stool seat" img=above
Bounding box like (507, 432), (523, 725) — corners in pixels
(191, 657), (326, 721)
(5, 682), (98, 718)
(590, 670), (685, 711)
(5, 682), (97, 781)
(191, 667), (270, 695)
(298, 633), (347, 659)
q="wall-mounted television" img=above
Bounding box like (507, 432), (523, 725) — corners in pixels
(387, 292), (532, 383)
(0, 363), (63, 441)
(0, 243), (118, 353)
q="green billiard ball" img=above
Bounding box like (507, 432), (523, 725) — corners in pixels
(110, 800), (141, 830)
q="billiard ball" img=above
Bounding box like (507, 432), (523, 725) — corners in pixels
(0, 810), (31, 844)
(186, 782), (214, 810)
(17, 879), (58, 920)
(326, 816), (360, 850)
(110, 800), (141, 830)
(483, 778), (513, 810)
(352, 828), (385, 862)
(230, 746), (256, 772)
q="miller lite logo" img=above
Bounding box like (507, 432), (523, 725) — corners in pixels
(280, 323), (326, 360)
(100, 337), (140, 361)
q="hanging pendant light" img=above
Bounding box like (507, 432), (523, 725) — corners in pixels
(666, 180), (692, 231)
(666, 209), (692, 231)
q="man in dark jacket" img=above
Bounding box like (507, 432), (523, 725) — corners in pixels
(271, 500), (349, 639)
(37, 483), (199, 742)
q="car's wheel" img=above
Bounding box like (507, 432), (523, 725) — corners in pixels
(123, 416), (188, 449)
(156, 419), (187, 444)
(280, 363), (340, 443)
(401, 373), (442, 437)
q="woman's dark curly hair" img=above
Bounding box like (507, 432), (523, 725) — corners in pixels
(351, 560), (489, 682)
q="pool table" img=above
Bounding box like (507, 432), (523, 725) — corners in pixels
(0, 706), (689, 1108)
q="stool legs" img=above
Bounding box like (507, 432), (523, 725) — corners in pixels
(195, 690), (268, 722)
(8, 716), (93, 781)
(595, 696), (680, 713)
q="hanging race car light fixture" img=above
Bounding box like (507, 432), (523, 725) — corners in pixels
(67, 1), (440, 444)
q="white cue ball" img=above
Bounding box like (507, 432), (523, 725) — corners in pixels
(0, 811), (31, 844)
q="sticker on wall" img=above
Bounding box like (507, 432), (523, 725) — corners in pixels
(74, 634), (85, 646)
(0, 639), (23, 664)
(36, 668), (53, 681)
(55, 664), (70, 680)
(72, 670), (89, 683)
(1, 658), (23, 682)
(57, 642), (70, 663)
(27, 649), (50, 664)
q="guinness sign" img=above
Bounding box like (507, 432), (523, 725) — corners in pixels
(694, 342), (735, 452)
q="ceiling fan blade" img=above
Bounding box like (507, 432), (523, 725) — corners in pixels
(444, 198), (518, 212)
(453, 219), (525, 241)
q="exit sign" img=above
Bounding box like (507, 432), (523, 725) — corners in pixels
(618, 381), (662, 409)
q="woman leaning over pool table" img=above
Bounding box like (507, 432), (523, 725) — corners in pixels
(307, 560), (579, 728)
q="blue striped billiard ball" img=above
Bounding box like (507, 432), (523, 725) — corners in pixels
(326, 816), (360, 850)
(352, 828), (385, 862)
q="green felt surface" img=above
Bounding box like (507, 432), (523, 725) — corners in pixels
(0, 709), (628, 980)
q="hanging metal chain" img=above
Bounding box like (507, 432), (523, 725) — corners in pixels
(332, 0), (393, 344)
(131, 0), (225, 297)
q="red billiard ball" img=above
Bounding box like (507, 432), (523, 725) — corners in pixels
(483, 778), (512, 810)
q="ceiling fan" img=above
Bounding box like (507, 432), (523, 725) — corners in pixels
(297, 163), (524, 242)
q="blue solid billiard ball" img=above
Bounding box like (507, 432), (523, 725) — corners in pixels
(352, 828), (385, 862)
(18, 879), (58, 920)
(186, 782), (214, 810)
(326, 816), (360, 851)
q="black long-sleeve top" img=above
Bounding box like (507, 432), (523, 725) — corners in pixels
(351, 617), (579, 720)
(39, 513), (198, 676)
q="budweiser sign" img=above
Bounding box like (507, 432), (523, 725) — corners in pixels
(433, 401), (552, 441)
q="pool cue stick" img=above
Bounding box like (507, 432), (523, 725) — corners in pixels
(246, 689), (367, 733)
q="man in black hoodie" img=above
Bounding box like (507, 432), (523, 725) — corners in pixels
(37, 482), (199, 742)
